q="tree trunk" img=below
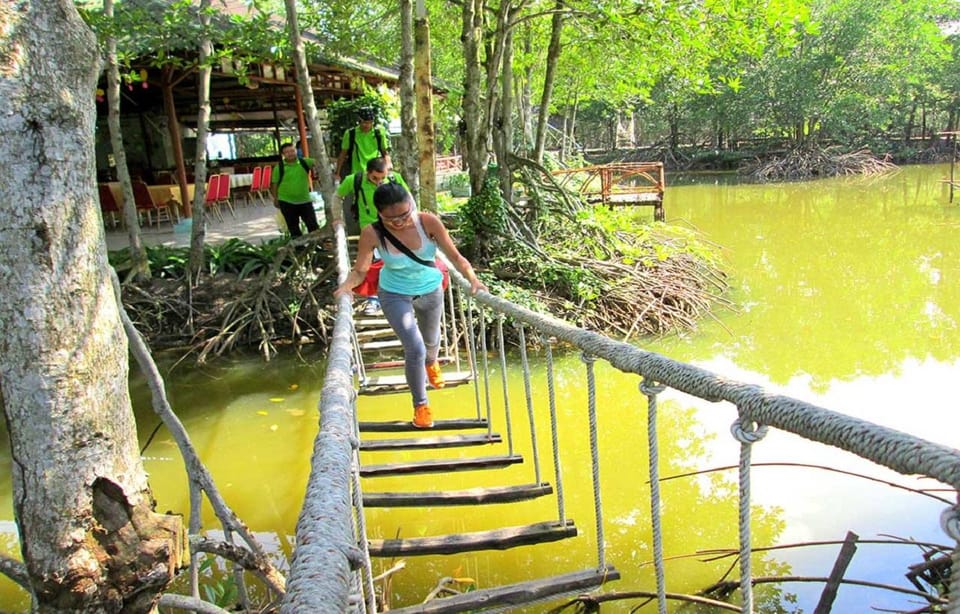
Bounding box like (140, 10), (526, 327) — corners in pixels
(415, 0), (437, 212)
(494, 14), (515, 204)
(188, 0), (213, 283)
(398, 0), (420, 199)
(534, 2), (564, 164)
(461, 0), (488, 193)
(104, 0), (149, 280)
(0, 2), (186, 611)
(284, 0), (337, 220)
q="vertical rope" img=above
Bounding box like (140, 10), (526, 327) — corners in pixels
(641, 378), (668, 614)
(543, 335), (566, 524)
(496, 315), (515, 454)
(478, 304), (493, 436)
(445, 282), (462, 371)
(518, 324), (542, 483)
(461, 296), (482, 421)
(581, 352), (606, 570)
(350, 401), (375, 614)
(939, 505), (960, 612)
(731, 414), (768, 614)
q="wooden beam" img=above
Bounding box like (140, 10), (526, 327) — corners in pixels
(363, 483), (553, 507)
(360, 454), (523, 477)
(360, 433), (501, 451)
(387, 566), (620, 613)
(368, 520), (578, 556)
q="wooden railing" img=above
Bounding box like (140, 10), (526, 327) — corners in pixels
(552, 162), (666, 221)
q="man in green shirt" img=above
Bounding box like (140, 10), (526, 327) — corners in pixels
(337, 157), (409, 230)
(337, 156), (409, 315)
(271, 142), (319, 238)
(334, 107), (391, 182)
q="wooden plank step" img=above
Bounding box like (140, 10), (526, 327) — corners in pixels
(356, 327), (396, 341)
(354, 317), (390, 329)
(366, 356), (456, 370)
(363, 482), (553, 507)
(388, 566), (620, 613)
(359, 371), (472, 393)
(360, 433), (501, 451)
(359, 418), (488, 432)
(361, 454), (523, 477)
(359, 339), (403, 351)
(368, 520), (578, 556)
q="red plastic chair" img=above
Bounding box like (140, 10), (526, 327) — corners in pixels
(216, 173), (236, 217)
(97, 183), (122, 228)
(254, 165), (272, 206)
(203, 174), (223, 222)
(132, 180), (175, 228)
(241, 166), (262, 207)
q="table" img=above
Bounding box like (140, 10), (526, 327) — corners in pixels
(230, 173), (254, 188)
(106, 182), (196, 209)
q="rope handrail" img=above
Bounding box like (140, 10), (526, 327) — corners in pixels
(442, 268), (960, 491)
(282, 222), (366, 612)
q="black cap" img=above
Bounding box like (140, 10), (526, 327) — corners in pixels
(357, 107), (375, 121)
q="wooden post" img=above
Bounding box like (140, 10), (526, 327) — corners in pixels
(161, 65), (191, 217)
(814, 531), (859, 614)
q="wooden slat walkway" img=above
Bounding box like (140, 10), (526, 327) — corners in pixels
(359, 433), (502, 451)
(368, 520), (578, 556)
(360, 454), (524, 477)
(388, 567), (620, 613)
(360, 371), (473, 394)
(359, 418), (488, 432)
(363, 483), (553, 507)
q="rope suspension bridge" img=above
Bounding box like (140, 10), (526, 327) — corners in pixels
(279, 221), (960, 613)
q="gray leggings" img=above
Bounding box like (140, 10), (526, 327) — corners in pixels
(378, 286), (443, 407)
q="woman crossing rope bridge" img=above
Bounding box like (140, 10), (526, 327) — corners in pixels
(334, 182), (486, 428)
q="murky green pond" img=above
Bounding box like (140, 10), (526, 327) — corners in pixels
(0, 163), (958, 611)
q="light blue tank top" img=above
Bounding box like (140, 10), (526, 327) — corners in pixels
(377, 214), (444, 295)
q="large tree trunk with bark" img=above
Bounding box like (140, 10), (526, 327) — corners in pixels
(0, 2), (186, 611)
(188, 0), (214, 284)
(415, 0), (437, 212)
(397, 0), (420, 199)
(461, 0), (488, 193)
(534, 1), (564, 164)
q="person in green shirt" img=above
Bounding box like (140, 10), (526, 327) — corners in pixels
(334, 107), (391, 182)
(337, 157), (409, 230)
(337, 156), (409, 315)
(271, 142), (319, 238)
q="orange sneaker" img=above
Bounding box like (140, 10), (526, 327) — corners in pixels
(425, 361), (445, 389)
(413, 404), (434, 429)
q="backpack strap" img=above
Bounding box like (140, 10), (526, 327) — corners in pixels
(352, 172), (364, 221)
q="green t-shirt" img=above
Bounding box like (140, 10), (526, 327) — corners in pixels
(337, 172), (409, 229)
(272, 157), (314, 204)
(339, 126), (388, 176)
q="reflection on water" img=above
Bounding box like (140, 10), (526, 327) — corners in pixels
(0, 165), (958, 611)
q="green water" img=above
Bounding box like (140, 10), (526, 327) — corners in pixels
(0, 164), (958, 611)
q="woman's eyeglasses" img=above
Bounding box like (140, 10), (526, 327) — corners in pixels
(381, 208), (412, 224)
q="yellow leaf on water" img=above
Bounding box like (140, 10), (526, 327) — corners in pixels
(288, 384), (299, 391)
(269, 397), (284, 403)
(256, 411), (269, 416)
(453, 577), (476, 585)
(270, 424), (278, 431)
(286, 409), (305, 416)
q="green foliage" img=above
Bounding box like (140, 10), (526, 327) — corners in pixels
(197, 556), (238, 608)
(109, 237), (291, 280)
(458, 172), (507, 260)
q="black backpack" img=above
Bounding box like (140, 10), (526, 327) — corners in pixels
(277, 157), (311, 183)
(342, 127), (387, 175)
